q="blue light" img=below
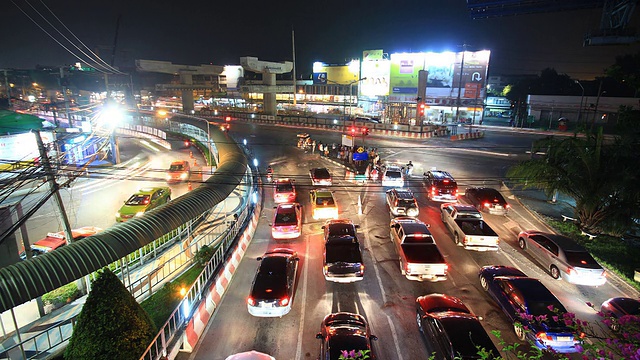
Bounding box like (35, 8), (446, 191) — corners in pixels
(253, 158), (258, 167)
(243, 139), (247, 146)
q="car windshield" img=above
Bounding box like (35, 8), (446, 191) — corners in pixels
(169, 164), (184, 171)
(564, 251), (601, 269)
(433, 180), (457, 188)
(276, 183), (294, 192)
(125, 194), (150, 206)
(403, 234), (434, 244)
(275, 209), (297, 226)
(613, 298), (640, 315)
(480, 189), (505, 203)
(316, 195), (335, 206)
(397, 199), (416, 207)
(386, 171), (401, 179)
(328, 224), (356, 237)
(314, 169), (330, 178)
(528, 300), (567, 318)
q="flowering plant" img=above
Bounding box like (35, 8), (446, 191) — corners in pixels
(338, 349), (370, 360)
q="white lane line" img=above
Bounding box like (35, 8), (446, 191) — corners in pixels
(295, 235), (309, 360)
(386, 314), (404, 360)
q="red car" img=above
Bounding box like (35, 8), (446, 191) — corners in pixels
(24, 226), (103, 258)
(273, 179), (296, 203)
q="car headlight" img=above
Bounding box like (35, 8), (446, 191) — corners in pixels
(166, 174), (172, 180)
(407, 208), (418, 216)
(136, 211), (145, 217)
(180, 172), (188, 179)
(115, 212), (120, 218)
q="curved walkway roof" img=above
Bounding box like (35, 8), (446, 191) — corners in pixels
(0, 116), (247, 313)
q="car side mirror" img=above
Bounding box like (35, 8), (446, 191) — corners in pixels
(370, 335), (378, 341)
(321, 225), (326, 229)
(268, 223), (273, 227)
(426, 224), (431, 228)
(315, 332), (323, 339)
(294, 257), (300, 261)
(256, 257), (263, 261)
(423, 172), (427, 176)
(355, 224), (360, 229)
(273, 206), (278, 209)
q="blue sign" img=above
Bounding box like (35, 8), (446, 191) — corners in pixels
(352, 150), (369, 161)
(313, 72), (328, 84)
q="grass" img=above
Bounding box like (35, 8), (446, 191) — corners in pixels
(547, 219), (640, 292)
(140, 264), (204, 331)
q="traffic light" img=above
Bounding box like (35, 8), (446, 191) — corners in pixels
(418, 103), (426, 117)
(225, 116), (231, 122)
(350, 127), (357, 136)
(361, 127), (369, 136)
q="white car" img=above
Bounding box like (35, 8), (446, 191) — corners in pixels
(382, 166), (404, 187)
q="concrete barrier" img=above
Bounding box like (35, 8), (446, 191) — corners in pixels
(450, 131), (485, 141)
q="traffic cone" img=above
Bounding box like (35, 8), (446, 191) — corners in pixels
(189, 151), (194, 158)
(193, 158), (197, 166)
(188, 182), (193, 191)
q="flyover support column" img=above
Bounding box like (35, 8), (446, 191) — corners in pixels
(263, 73), (277, 116)
(180, 73), (195, 114)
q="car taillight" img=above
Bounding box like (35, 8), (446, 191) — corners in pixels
(567, 266), (578, 276)
(324, 265), (329, 273)
(536, 332), (553, 342)
(280, 297), (290, 306)
(247, 297), (256, 306)
(444, 263), (449, 273)
(505, 203), (511, 208)
(359, 264), (365, 274)
(483, 202), (491, 208)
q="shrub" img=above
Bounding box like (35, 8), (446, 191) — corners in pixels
(41, 282), (79, 308)
(193, 244), (215, 268)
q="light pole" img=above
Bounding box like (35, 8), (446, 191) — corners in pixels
(593, 86), (606, 129)
(574, 80), (585, 128)
(348, 77), (367, 119)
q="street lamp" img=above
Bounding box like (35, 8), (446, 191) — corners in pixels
(593, 89), (606, 128)
(574, 80), (585, 127)
(348, 77), (367, 118)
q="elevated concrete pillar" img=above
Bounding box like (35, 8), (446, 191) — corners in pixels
(263, 73), (277, 115)
(180, 73), (194, 113)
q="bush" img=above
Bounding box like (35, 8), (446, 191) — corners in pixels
(41, 282), (79, 308)
(193, 244), (215, 268)
(65, 269), (155, 360)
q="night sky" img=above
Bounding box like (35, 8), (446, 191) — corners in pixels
(2, 0), (640, 80)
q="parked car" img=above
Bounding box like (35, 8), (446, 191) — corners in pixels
(382, 165), (404, 187)
(423, 169), (458, 202)
(165, 160), (191, 183)
(416, 293), (500, 359)
(518, 230), (606, 285)
(115, 187), (171, 222)
(310, 167), (332, 186)
(478, 265), (578, 353)
(322, 219), (364, 283)
(600, 297), (640, 330)
(465, 187), (510, 215)
(24, 226), (103, 258)
(273, 178), (296, 204)
(316, 312), (377, 360)
(271, 203), (303, 239)
(310, 189), (338, 220)
(247, 248), (299, 317)
(386, 188), (419, 217)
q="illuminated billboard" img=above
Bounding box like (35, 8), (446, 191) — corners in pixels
(360, 59), (390, 96)
(312, 61), (359, 85)
(389, 53), (426, 94)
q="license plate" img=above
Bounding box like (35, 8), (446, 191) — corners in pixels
(495, 205), (503, 209)
(557, 336), (572, 342)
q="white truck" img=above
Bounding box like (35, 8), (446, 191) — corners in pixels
(390, 217), (448, 282)
(440, 203), (500, 251)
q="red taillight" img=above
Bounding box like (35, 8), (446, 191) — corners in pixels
(483, 202), (491, 208)
(247, 297), (256, 306)
(567, 267), (577, 276)
(359, 264), (365, 274)
(536, 332), (553, 342)
(280, 297), (290, 306)
(324, 265), (329, 273)
(505, 203), (511, 209)
(444, 264), (449, 272)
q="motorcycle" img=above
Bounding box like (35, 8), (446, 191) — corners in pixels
(266, 172), (273, 183)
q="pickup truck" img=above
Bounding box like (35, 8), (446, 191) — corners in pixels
(322, 220), (364, 283)
(389, 217), (448, 282)
(440, 203), (500, 251)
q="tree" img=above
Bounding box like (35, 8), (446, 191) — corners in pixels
(607, 52), (640, 97)
(507, 126), (640, 233)
(65, 269), (155, 360)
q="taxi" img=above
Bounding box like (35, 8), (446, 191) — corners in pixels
(166, 160), (191, 183)
(309, 189), (338, 220)
(27, 226), (103, 257)
(273, 179), (296, 204)
(271, 203), (303, 239)
(116, 187), (171, 222)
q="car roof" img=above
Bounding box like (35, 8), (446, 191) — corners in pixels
(428, 170), (454, 179)
(390, 188), (414, 198)
(503, 277), (558, 302)
(136, 187), (168, 195)
(417, 294), (470, 314)
(170, 160), (187, 165)
(314, 190), (334, 197)
(451, 204), (478, 211)
(399, 221), (431, 235)
(385, 165), (401, 171)
(535, 232), (587, 252)
(264, 248), (297, 257)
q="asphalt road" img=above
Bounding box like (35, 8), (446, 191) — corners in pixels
(177, 124), (635, 360)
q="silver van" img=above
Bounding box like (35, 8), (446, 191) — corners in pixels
(518, 230), (606, 286)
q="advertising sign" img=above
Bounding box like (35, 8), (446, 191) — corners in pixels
(363, 49), (384, 61)
(390, 53), (425, 94)
(313, 72), (328, 84)
(360, 59), (390, 96)
(341, 134), (353, 147)
(452, 50), (490, 98)
(0, 132), (54, 162)
(312, 62), (359, 84)
(425, 52), (456, 89)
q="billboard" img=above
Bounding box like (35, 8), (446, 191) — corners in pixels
(0, 132), (54, 162)
(360, 59), (390, 96)
(390, 53), (426, 94)
(312, 62), (359, 85)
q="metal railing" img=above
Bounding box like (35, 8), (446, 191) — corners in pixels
(0, 124), (252, 360)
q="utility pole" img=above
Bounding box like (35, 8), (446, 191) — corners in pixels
(59, 68), (71, 125)
(292, 28), (297, 106)
(35, 131), (88, 293)
(454, 44), (468, 123)
(3, 69), (11, 103)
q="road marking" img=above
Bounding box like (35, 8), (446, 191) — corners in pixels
(386, 313), (404, 360)
(295, 235), (309, 360)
